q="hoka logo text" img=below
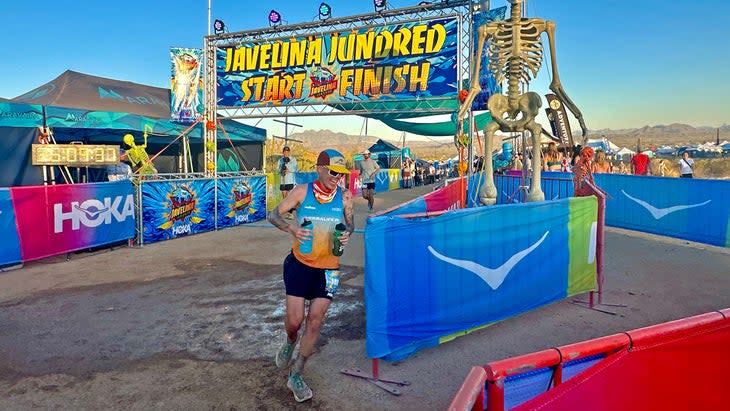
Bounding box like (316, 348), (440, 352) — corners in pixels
(54, 195), (134, 233)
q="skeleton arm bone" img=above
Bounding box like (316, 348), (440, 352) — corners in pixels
(542, 20), (588, 141)
(142, 125), (152, 149)
(455, 24), (498, 147)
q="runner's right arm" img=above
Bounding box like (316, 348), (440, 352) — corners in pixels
(268, 184), (311, 243)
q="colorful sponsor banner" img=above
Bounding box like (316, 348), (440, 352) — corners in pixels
(388, 169), (401, 191)
(170, 47), (204, 123)
(545, 94), (574, 148)
(424, 178), (463, 211)
(141, 179), (215, 244)
(217, 17), (458, 107)
(365, 196), (597, 360)
(217, 176), (267, 228)
(0, 189), (22, 266)
(349, 170), (362, 197)
(10, 181), (135, 261)
(379, 176), (464, 217)
(375, 170), (391, 193)
(470, 7), (506, 111)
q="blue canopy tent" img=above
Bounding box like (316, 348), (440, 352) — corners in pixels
(1, 71), (266, 186)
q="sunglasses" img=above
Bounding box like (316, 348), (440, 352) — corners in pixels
(327, 168), (344, 177)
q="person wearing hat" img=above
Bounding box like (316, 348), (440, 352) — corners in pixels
(107, 148), (133, 181)
(357, 149), (380, 210)
(277, 146), (298, 198)
(267, 149), (354, 403)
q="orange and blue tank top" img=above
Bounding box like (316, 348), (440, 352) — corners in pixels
(292, 183), (345, 269)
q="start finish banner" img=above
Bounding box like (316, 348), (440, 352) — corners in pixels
(217, 17), (458, 107)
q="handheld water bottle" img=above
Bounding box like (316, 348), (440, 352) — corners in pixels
(332, 223), (347, 256)
(299, 219), (313, 254)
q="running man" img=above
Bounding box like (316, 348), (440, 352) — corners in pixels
(357, 149), (380, 211)
(267, 149), (354, 403)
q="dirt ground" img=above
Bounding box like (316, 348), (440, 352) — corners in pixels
(1, 184), (729, 410)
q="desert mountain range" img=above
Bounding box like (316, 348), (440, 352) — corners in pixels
(288, 123), (729, 158)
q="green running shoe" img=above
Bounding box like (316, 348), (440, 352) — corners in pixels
(287, 372), (313, 403)
(275, 341), (294, 368)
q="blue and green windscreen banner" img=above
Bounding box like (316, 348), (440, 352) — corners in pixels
(365, 196), (598, 361)
(216, 17), (458, 107)
(216, 176), (266, 228)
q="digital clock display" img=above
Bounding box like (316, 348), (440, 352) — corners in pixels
(31, 144), (120, 166)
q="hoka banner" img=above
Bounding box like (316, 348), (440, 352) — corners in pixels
(0, 189), (21, 266)
(216, 17), (458, 107)
(10, 181), (135, 261)
(216, 176), (266, 228)
(141, 179), (215, 244)
(380, 177), (465, 216)
(365, 197), (598, 360)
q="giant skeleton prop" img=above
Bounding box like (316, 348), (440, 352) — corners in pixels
(457, 0), (587, 204)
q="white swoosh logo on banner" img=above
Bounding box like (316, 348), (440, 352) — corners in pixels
(428, 231), (549, 290)
(621, 190), (711, 220)
(376, 173), (388, 185)
(73, 204), (109, 219)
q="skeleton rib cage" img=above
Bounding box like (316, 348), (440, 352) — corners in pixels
(488, 20), (544, 92)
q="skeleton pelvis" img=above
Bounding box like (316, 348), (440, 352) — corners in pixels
(488, 92), (542, 131)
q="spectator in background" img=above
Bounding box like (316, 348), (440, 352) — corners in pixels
(107, 149), (133, 181)
(278, 146), (298, 198)
(401, 158), (412, 188)
(511, 153), (524, 171)
(591, 150), (612, 173)
(617, 161), (628, 174)
(630, 152), (651, 175)
(573, 146), (598, 197)
(678, 151), (694, 178)
(561, 150), (573, 172)
(357, 149), (380, 211)
(543, 142), (562, 171)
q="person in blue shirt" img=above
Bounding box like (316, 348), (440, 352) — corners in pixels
(268, 149), (354, 403)
(107, 149), (133, 181)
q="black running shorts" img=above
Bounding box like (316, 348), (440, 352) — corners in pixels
(283, 253), (340, 300)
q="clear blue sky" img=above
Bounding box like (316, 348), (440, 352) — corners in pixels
(1, 0), (728, 140)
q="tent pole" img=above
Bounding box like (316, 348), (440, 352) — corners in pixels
(182, 135), (189, 173)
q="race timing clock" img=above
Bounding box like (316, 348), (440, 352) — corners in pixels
(31, 144), (120, 166)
